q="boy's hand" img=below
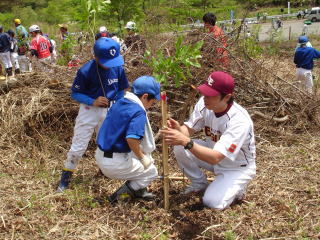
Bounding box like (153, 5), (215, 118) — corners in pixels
(93, 96), (109, 107)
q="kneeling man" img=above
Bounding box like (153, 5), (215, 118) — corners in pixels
(161, 71), (256, 210)
(95, 76), (160, 203)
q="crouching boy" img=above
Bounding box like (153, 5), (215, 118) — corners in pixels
(95, 76), (160, 203)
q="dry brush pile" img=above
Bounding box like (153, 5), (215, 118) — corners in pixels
(0, 30), (319, 239)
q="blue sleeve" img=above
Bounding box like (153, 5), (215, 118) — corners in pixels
(126, 110), (146, 138)
(313, 49), (320, 58)
(126, 134), (142, 139)
(71, 68), (89, 94)
(71, 92), (95, 105)
(118, 67), (129, 91)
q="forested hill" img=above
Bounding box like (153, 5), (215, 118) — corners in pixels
(0, 0), (318, 33)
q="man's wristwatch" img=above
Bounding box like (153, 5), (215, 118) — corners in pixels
(184, 140), (194, 150)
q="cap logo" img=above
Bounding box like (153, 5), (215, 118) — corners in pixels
(109, 49), (116, 56)
(207, 75), (215, 86)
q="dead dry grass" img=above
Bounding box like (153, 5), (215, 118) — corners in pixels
(0, 32), (320, 239)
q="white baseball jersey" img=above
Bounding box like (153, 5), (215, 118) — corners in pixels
(185, 97), (256, 169)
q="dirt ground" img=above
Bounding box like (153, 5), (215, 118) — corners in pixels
(0, 34), (319, 239)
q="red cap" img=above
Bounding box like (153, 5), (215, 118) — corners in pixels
(197, 71), (234, 96)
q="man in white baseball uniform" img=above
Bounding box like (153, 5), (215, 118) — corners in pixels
(161, 71), (256, 210)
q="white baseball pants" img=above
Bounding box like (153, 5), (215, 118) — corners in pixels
(64, 104), (108, 170)
(10, 52), (20, 70)
(18, 55), (31, 72)
(174, 139), (256, 210)
(37, 56), (52, 72)
(95, 148), (158, 190)
(0, 51), (13, 69)
(296, 68), (313, 93)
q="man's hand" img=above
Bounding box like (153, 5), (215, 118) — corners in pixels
(93, 96), (109, 107)
(161, 127), (190, 146)
(167, 118), (181, 131)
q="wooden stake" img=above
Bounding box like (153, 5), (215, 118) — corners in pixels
(161, 91), (169, 210)
(157, 176), (214, 181)
(289, 26), (291, 40)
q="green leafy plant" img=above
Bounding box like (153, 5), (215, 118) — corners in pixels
(144, 36), (203, 87)
(57, 35), (76, 66)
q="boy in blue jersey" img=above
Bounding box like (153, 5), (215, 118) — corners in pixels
(294, 36), (320, 93)
(95, 76), (160, 203)
(57, 38), (129, 192)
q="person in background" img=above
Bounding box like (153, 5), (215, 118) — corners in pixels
(294, 36), (320, 93)
(14, 19), (28, 41)
(7, 29), (20, 75)
(95, 26), (109, 40)
(43, 34), (57, 63)
(0, 26), (14, 77)
(203, 12), (229, 67)
(29, 25), (52, 71)
(58, 24), (69, 41)
(124, 21), (146, 55)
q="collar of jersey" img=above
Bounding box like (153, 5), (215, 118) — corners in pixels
(214, 102), (233, 118)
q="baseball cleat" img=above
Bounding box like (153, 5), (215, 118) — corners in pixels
(108, 181), (155, 204)
(182, 182), (208, 195)
(57, 170), (73, 192)
(133, 188), (155, 200)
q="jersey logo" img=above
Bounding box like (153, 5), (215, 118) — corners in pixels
(108, 78), (118, 85)
(204, 126), (221, 142)
(207, 75), (215, 86)
(228, 144), (237, 153)
(109, 49), (116, 56)
(74, 84), (80, 89)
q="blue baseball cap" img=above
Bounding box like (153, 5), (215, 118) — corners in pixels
(298, 36), (309, 44)
(132, 76), (161, 100)
(94, 38), (124, 68)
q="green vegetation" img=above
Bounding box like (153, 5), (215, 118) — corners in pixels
(0, 0), (317, 36)
(144, 36), (203, 86)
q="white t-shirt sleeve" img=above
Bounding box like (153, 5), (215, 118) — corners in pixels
(213, 119), (250, 161)
(184, 97), (205, 132)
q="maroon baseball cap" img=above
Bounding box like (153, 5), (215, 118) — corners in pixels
(197, 71), (234, 96)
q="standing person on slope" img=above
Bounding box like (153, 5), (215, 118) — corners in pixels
(124, 21), (146, 55)
(203, 13), (229, 67)
(95, 76), (160, 203)
(29, 25), (52, 71)
(7, 29), (20, 75)
(294, 36), (320, 93)
(57, 38), (129, 192)
(161, 71), (256, 210)
(0, 26), (14, 77)
(14, 19), (28, 41)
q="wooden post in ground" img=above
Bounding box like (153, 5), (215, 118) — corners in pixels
(289, 26), (292, 40)
(161, 91), (169, 210)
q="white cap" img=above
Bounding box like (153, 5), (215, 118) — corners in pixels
(29, 25), (40, 32)
(99, 26), (107, 33)
(125, 21), (136, 30)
